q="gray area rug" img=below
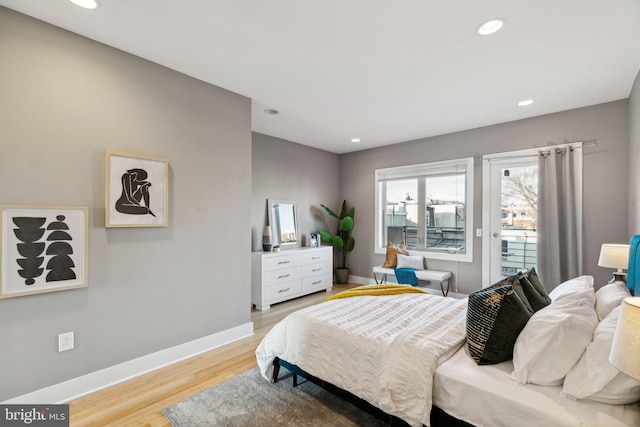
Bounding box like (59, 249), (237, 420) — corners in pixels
(161, 367), (389, 426)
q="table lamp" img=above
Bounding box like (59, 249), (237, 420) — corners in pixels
(598, 244), (630, 283)
(609, 297), (640, 381)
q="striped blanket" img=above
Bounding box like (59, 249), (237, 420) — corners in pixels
(256, 293), (468, 427)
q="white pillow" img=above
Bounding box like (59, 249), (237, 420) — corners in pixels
(548, 275), (594, 302)
(562, 306), (640, 404)
(396, 254), (424, 270)
(511, 284), (598, 386)
(594, 282), (631, 321)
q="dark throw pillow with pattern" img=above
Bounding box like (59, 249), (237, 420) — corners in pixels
(467, 283), (533, 365)
(518, 268), (551, 312)
(494, 274), (534, 313)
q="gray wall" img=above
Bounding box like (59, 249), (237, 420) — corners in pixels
(0, 8), (252, 400)
(341, 101), (630, 293)
(1, 3), (636, 402)
(629, 69), (640, 233)
(251, 133), (341, 252)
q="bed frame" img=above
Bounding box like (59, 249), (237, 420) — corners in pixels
(272, 357), (473, 427)
(268, 237), (640, 426)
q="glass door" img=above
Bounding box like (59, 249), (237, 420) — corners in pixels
(485, 156), (538, 284)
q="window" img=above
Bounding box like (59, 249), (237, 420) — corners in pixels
(501, 240), (509, 258)
(375, 157), (474, 262)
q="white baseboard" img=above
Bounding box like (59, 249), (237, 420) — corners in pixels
(3, 322), (254, 404)
(347, 274), (370, 285)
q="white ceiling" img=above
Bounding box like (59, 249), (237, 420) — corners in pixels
(2, 1), (640, 154)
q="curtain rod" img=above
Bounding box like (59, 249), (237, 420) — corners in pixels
(483, 139), (597, 162)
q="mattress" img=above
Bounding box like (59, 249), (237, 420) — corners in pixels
(257, 292), (468, 427)
(433, 346), (640, 427)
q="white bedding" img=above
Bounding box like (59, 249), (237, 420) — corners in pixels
(256, 293), (468, 427)
(433, 345), (640, 427)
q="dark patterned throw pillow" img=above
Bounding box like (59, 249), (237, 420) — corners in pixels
(494, 274), (534, 313)
(467, 282), (533, 365)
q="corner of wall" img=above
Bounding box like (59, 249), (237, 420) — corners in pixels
(629, 68), (640, 235)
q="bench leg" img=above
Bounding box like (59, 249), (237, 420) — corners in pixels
(374, 272), (387, 284)
(440, 279), (450, 297)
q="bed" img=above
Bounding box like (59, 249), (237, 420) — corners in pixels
(256, 237), (640, 427)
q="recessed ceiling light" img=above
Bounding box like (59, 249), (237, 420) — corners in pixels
(477, 19), (504, 36)
(69, 0), (99, 9)
(351, 138), (361, 143)
(264, 109), (279, 115)
(517, 99), (535, 107)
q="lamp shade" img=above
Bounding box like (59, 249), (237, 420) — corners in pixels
(609, 297), (640, 381)
(598, 244), (630, 271)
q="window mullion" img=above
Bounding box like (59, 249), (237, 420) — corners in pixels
(417, 178), (426, 249)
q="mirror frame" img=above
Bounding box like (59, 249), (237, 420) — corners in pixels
(268, 199), (300, 249)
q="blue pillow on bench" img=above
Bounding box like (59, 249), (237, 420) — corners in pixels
(394, 268), (418, 286)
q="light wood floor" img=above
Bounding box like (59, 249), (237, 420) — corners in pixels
(68, 283), (358, 427)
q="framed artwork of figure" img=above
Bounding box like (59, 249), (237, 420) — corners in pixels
(105, 151), (168, 227)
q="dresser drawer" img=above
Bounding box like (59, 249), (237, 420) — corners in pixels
(301, 274), (332, 292)
(301, 249), (331, 265)
(265, 267), (300, 286)
(300, 261), (331, 277)
(264, 253), (300, 271)
(265, 281), (301, 301)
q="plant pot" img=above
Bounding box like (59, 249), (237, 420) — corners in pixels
(335, 268), (349, 285)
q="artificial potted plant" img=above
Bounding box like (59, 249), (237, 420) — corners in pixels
(319, 200), (355, 284)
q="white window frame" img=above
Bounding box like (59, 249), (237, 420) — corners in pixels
(375, 157), (474, 262)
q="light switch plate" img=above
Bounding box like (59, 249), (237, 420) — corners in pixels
(58, 332), (74, 352)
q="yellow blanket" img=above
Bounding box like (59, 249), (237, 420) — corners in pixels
(325, 284), (428, 302)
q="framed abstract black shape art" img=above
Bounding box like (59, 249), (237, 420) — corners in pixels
(0, 206), (88, 299)
(105, 151), (168, 227)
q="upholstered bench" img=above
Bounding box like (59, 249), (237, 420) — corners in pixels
(372, 266), (452, 296)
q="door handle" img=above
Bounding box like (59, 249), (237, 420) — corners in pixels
(493, 232), (500, 238)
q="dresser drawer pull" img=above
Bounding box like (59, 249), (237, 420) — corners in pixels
(312, 280), (322, 285)
(278, 260), (291, 264)
(312, 268), (322, 272)
(278, 274), (290, 279)
(312, 256), (320, 260)
(278, 288), (291, 293)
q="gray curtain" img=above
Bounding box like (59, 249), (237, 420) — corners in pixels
(537, 147), (579, 288)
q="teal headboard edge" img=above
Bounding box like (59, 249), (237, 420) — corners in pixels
(628, 235), (640, 296)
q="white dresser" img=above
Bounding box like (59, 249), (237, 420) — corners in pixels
(251, 246), (333, 310)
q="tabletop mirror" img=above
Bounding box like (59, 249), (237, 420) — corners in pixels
(268, 199), (300, 249)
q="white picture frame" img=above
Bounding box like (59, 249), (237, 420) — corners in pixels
(105, 151), (168, 227)
(0, 205), (88, 299)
